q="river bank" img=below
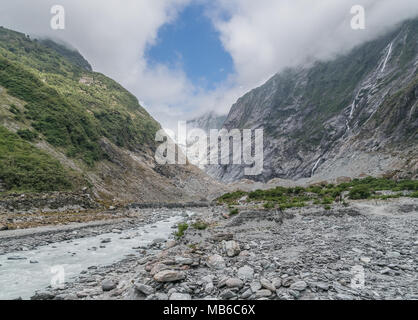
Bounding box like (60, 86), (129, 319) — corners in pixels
(2, 197), (415, 300)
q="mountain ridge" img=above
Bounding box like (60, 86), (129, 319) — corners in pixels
(0, 26), (223, 202)
(206, 18), (418, 183)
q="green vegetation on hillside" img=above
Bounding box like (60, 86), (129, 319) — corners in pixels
(0, 27), (161, 168)
(0, 56), (103, 165)
(39, 39), (92, 71)
(218, 177), (418, 210)
(0, 126), (74, 193)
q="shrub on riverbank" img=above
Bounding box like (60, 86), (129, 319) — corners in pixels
(175, 223), (189, 238)
(217, 177), (418, 209)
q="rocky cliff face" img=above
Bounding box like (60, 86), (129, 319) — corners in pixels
(207, 18), (418, 183)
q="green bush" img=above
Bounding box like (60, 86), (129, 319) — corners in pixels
(263, 202), (275, 209)
(229, 208), (239, 216)
(349, 185), (372, 200)
(175, 223), (189, 238)
(217, 190), (246, 204)
(8, 104), (20, 114)
(17, 129), (38, 141)
(192, 221), (209, 230)
(321, 196), (334, 205)
(217, 177), (418, 208)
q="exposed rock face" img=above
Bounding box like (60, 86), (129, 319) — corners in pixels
(206, 18), (418, 183)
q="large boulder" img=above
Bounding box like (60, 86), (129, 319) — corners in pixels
(207, 254), (226, 269)
(237, 265), (254, 281)
(102, 280), (117, 292)
(153, 270), (186, 283)
(222, 240), (241, 257)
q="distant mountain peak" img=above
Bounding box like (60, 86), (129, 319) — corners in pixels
(187, 111), (227, 133)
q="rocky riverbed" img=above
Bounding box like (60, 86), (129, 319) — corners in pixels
(1, 198), (417, 300)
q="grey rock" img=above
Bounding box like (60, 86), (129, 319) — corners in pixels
(165, 240), (177, 249)
(154, 270), (186, 283)
(225, 278), (244, 288)
(220, 289), (236, 300)
(290, 281), (307, 292)
(175, 256), (194, 265)
(255, 289), (272, 298)
(102, 280), (117, 292)
(281, 277), (295, 287)
(152, 238), (166, 245)
(237, 265), (254, 281)
(222, 240), (241, 257)
(260, 278), (276, 291)
(311, 282), (329, 291)
(205, 282), (214, 294)
(169, 292), (191, 300)
(289, 289), (301, 299)
(386, 251), (401, 258)
(31, 292), (55, 300)
(250, 281), (262, 292)
(63, 293), (78, 300)
(135, 283), (154, 295)
(380, 267), (392, 275)
(156, 293), (169, 300)
(207, 254), (226, 270)
(336, 293), (354, 300)
(272, 278), (282, 289)
(7, 256), (27, 260)
(241, 289), (253, 299)
(360, 257), (371, 264)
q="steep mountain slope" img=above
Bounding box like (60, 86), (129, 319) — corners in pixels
(207, 18), (418, 183)
(0, 27), (222, 202)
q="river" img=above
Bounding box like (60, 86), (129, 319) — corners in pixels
(0, 214), (185, 300)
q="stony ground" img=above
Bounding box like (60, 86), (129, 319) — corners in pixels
(21, 197), (417, 301)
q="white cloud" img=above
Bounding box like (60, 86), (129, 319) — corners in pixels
(210, 0), (418, 90)
(0, 0), (417, 131)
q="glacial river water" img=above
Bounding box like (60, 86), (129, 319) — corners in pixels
(0, 214), (185, 300)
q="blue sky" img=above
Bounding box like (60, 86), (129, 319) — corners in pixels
(145, 3), (234, 90)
